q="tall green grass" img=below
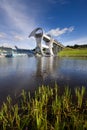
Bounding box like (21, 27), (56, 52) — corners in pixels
(59, 47), (87, 57)
(0, 85), (87, 130)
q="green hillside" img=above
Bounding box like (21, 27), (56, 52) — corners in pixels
(59, 47), (87, 57)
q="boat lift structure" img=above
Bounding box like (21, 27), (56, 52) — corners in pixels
(29, 28), (64, 56)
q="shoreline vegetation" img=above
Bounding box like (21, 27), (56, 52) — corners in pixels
(0, 85), (87, 130)
(59, 47), (87, 57)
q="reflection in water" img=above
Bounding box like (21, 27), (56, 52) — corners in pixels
(36, 56), (58, 79)
(34, 56), (61, 88)
(0, 57), (87, 104)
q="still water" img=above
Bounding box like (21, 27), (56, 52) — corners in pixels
(0, 56), (87, 103)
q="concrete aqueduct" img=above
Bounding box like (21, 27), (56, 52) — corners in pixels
(29, 28), (64, 56)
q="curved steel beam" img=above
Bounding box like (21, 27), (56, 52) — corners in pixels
(29, 28), (43, 38)
(29, 28), (44, 55)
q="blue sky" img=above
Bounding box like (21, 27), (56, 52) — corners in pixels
(0, 0), (87, 49)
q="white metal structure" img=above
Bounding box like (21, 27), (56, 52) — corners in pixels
(29, 28), (64, 56)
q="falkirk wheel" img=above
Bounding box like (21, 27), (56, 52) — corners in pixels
(29, 27), (64, 56)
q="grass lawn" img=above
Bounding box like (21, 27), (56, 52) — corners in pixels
(58, 47), (87, 57)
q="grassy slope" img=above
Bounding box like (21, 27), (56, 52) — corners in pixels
(58, 47), (87, 57)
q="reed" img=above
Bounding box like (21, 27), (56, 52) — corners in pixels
(0, 85), (87, 130)
(75, 86), (85, 108)
(62, 87), (72, 112)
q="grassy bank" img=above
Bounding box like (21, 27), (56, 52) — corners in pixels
(59, 47), (87, 57)
(0, 85), (87, 130)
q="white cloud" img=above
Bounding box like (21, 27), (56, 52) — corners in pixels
(0, 37), (36, 49)
(47, 26), (74, 37)
(0, 32), (6, 38)
(0, 42), (14, 48)
(14, 35), (25, 41)
(0, 0), (38, 49)
(63, 37), (87, 46)
(0, 0), (36, 33)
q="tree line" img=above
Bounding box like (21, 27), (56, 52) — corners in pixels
(66, 44), (87, 49)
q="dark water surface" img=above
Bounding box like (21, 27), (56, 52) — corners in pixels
(0, 56), (87, 104)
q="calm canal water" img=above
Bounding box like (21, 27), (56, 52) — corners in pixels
(0, 56), (87, 103)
